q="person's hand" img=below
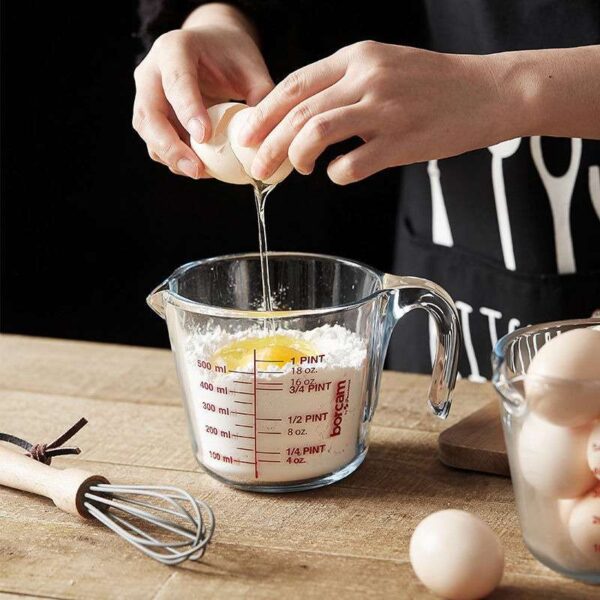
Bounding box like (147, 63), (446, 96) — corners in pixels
(238, 42), (520, 185)
(133, 7), (273, 179)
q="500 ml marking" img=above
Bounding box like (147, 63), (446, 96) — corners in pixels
(197, 359), (227, 373)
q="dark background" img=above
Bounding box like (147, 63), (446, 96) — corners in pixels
(0, 3), (399, 349)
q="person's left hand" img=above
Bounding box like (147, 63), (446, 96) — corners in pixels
(237, 41), (520, 185)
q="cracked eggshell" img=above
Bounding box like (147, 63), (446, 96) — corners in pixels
(518, 412), (595, 498)
(191, 102), (253, 185)
(229, 107), (294, 185)
(525, 328), (600, 427)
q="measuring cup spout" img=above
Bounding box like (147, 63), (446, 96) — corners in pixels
(381, 274), (461, 418)
(147, 280), (169, 319)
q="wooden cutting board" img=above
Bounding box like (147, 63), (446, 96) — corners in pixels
(438, 401), (510, 477)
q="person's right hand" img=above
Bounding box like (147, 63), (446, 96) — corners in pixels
(133, 14), (273, 179)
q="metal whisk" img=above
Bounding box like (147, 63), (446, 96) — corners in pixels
(0, 421), (214, 566)
(84, 484), (214, 565)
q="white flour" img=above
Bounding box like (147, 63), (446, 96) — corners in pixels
(178, 324), (368, 484)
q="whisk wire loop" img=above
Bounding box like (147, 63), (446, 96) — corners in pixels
(83, 484), (214, 565)
(85, 492), (199, 543)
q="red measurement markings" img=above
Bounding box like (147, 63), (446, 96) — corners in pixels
(259, 460), (281, 463)
(257, 417), (283, 422)
(235, 424), (253, 429)
(234, 459), (256, 465)
(234, 400), (253, 405)
(230, 390), (253, 395)
(232, 433), (255, 440)
(258, 431), (282, 435)
(253, 349), (259, 478)
(231, 410), (254, 416)
(258, 450), (281, 455)
(255, 359), (285, 363)
(233, 380), (252, 385)
(229, 370), (252, 375)
(237, 447), (254, 451)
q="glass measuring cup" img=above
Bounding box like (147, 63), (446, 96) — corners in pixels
(493, 319), (600, 583)
(148, 252), (460, 492)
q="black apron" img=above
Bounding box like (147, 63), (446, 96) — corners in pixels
(388, 1), (600, 379)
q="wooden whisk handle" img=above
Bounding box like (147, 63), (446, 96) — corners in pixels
(0, 445), (109, 518)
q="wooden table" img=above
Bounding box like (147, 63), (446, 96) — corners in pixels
(0, 334), (595, 599)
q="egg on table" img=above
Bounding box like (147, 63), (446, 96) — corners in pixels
(409, 509), (504, 600)
(525, 328), (600, 427)
(191, 102), (293, 185)
(517, 412), (595, 498)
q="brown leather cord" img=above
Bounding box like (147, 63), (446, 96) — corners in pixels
(0, 418), (87, 465)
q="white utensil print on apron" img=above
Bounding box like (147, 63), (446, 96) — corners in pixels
(427, 159), (453, 369)
(488, 138), (521, 271)
(531, 137), (582, 274)
(428, 160), (454, 247)
(589, 165), (600, 222)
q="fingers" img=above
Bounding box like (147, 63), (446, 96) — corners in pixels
(157, 40), (211, 144)
(327, 139), (390, 185)
(236, 54), (274, 106)
(238, 52), (348, 147)
(133, 65), (205, 179)
(280, 105), (366, 176)
(250, 82), (358, 181)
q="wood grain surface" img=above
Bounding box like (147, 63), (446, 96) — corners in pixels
(0, 334), (596, 599)
(438, 401), (510, 477)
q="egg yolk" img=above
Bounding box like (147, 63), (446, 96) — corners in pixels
(211, 335), (315, 372)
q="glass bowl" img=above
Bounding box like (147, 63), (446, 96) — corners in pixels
(493, 318), (600, 584)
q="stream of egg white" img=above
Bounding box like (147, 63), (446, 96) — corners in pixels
(253, 182), (275, 319)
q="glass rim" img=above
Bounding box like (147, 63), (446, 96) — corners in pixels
(493, 318), (600, 387)
(494, 371), (600, 390)
(158, 251), (386, 319)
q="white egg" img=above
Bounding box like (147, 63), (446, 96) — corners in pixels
(558, 498), (578, 526)
(191, 103), (252, 185)
(525, 328), (600, 427)
(587, 421), (600, 479)
(568, 486), (600, 565)
(518, 412), (595, 498)
(191, 102), (293, 186)
(409, 510), (504, 600)
(229, 108), (293, 185)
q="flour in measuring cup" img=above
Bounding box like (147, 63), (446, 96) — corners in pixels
(181, 325), (368, 484)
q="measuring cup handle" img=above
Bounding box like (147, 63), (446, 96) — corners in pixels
(382, 274), (461, 417)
